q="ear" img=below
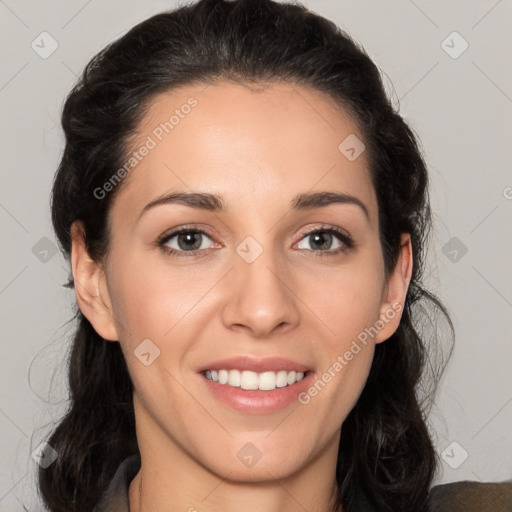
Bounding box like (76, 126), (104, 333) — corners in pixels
(70, 220), (119, 341)
(374, 233), (413, 344)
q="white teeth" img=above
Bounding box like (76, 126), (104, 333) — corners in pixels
(240, 371), (259, 390)
(218, 369), (229, 384)
(276, 370), (288, 388)
(227, 369), (241, 387)
(204, 369), (306, 390)
(259, 371), (276, 390)
(285, 370), (296, 386)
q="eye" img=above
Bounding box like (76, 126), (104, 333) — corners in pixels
(295, 227), (354, 257)
(157, 227), (216, 258)
(157, 225), (354, 259)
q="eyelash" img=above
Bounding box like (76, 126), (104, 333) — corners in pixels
(156, 224), (355, 259)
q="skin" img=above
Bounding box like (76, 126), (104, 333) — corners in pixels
(70, 80), (412, 512)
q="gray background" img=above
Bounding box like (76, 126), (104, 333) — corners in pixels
(1, 0), (511, 510)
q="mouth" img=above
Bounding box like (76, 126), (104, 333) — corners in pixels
(196, 355), (314, 413)
(201, 369), (309, 391)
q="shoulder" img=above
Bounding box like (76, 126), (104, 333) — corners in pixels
(427, 480), (512, 511)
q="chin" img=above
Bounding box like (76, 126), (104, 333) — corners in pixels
(232, 440), (311, 479)
(211, 458), (305, 484)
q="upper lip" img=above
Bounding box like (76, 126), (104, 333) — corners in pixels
(197, 355), (312, 374)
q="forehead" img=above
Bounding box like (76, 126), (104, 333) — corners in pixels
(110, 80), (377, 224)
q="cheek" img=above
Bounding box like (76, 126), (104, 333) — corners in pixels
(303, 323), (375, 430)
(307, 260), (385, 343)
(108, 253), (211, 343)
(299, 254), (383, 407)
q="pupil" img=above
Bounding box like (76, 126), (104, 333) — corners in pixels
(178, 232), (201, 251)
(311, 232), (331, 250)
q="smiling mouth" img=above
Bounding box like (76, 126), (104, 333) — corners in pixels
(202, 369), (308, 391)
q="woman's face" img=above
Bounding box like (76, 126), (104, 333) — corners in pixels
(72, 80), (411, 481)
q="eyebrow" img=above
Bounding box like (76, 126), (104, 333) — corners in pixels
(137, 190), (370, 221)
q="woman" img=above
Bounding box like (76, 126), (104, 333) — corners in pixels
(38, 0), (458, 510)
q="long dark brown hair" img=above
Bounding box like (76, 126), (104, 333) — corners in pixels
(39, 0), (454, 510)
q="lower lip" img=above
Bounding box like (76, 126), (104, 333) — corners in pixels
(199, 372), (315, 414)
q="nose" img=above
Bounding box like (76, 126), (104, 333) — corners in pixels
(220, 243), (301, 338)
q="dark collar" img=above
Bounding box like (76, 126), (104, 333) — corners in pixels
(95, 453), (141, 512)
